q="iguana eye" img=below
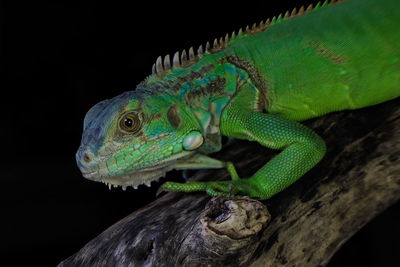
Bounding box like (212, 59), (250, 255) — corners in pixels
(119, 112), (141, 133)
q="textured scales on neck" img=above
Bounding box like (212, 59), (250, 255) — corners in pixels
(144, 62), (241, 154)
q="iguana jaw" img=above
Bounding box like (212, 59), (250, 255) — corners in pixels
(82, 150), (195, 190)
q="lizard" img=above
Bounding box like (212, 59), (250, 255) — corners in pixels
(76, 0), (400, 200)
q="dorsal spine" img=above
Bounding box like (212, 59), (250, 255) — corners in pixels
(151, 0), (342, 76)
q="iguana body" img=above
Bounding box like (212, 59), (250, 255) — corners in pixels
(76, 0), (400, 199)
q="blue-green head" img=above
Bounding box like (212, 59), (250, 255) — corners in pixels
(76, 83), (205, 189)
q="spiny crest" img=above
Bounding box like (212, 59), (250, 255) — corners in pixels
(151, 0), (342, 77)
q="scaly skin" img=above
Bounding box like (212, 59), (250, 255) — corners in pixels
(76, 0), (400, 199)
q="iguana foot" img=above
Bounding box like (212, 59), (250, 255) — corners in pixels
(158, 161), (262, 198)
(160, 179), (262, 199)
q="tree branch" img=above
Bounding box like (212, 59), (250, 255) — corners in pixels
(59, 98), (400, 267)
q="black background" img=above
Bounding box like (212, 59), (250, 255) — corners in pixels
(3, 0), (399, 266)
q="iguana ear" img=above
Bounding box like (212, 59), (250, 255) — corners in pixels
(166, 104), (181, 129)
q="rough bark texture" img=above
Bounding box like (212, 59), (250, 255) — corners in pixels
(59, 98), (400, 267)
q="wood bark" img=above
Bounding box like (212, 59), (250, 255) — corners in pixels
(59, 98), (400, 267)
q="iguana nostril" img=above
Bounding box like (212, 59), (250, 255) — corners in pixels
(83, 152), (92, 163)
(77, 147), (95, 166)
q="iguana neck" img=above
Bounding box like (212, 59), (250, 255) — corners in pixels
(140, 59), (246, 154)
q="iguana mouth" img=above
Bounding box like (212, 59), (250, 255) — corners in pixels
(82, 150), (195, 190)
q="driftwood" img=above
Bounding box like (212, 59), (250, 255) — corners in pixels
(59, 98), (400, 267)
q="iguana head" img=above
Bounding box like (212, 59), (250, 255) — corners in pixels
(76, 87), (205, 190)
(76, 48), (238, 190)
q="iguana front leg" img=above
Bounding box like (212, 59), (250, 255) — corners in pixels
(162, 109), (326, 200)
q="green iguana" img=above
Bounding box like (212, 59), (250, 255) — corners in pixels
(76, 0), (400, 200)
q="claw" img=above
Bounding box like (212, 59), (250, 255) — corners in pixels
(156, 185), (166, 197)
